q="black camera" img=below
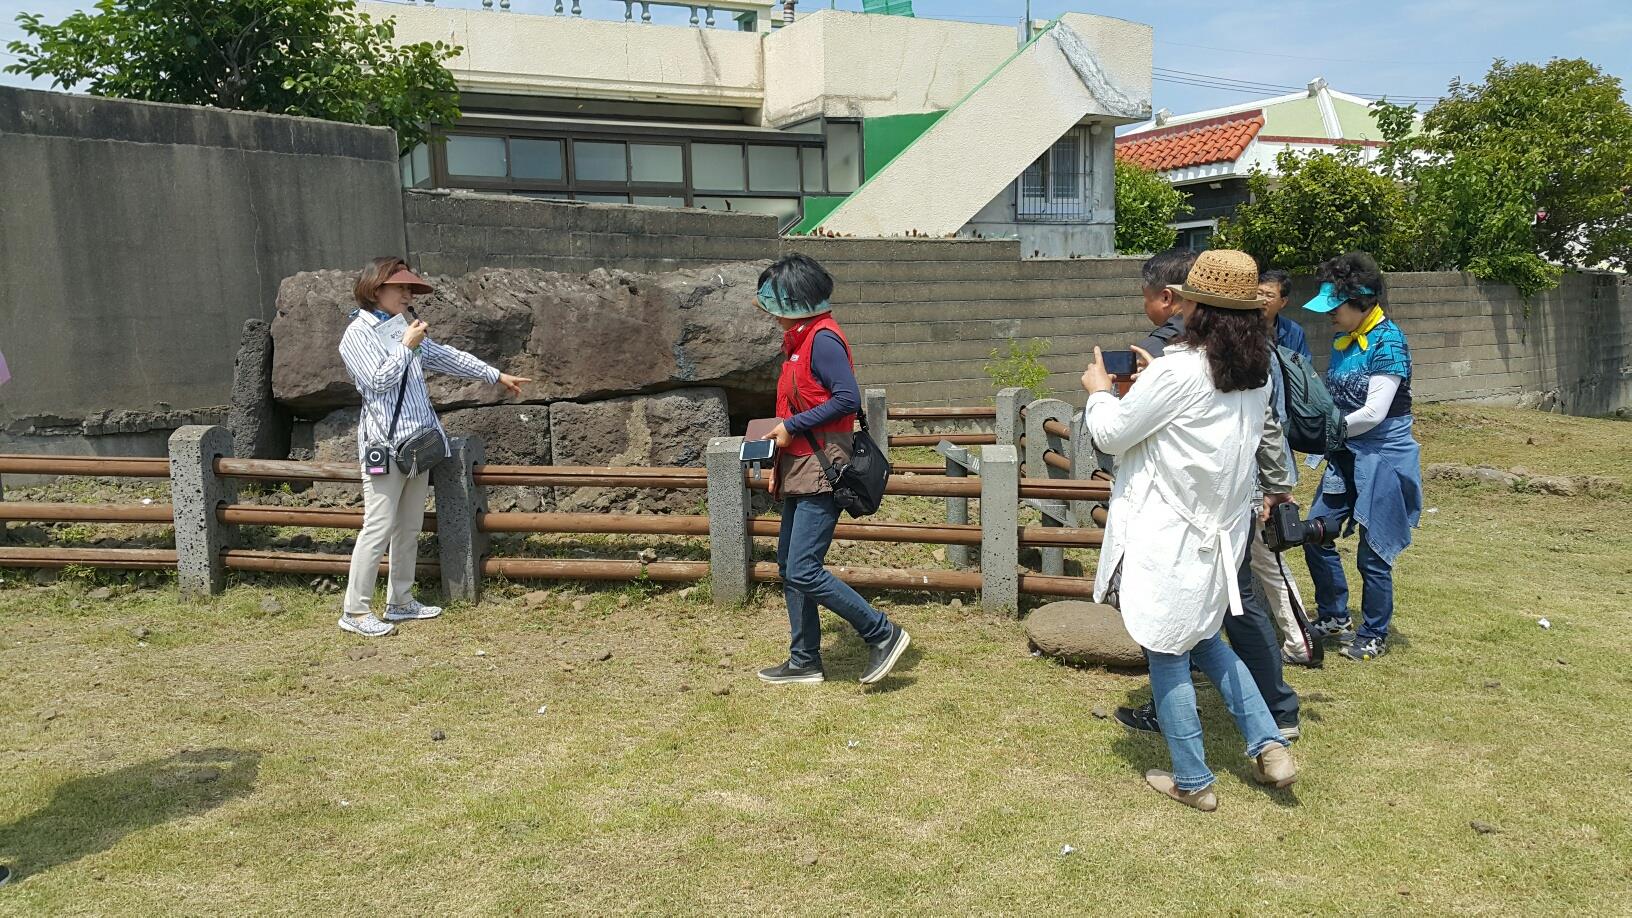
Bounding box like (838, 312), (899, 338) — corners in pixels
(1261, 501), (1334, 553)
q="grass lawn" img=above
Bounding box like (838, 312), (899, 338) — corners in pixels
(1, 403), (1629, 915)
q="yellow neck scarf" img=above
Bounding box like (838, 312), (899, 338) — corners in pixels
(1335, 306), (1386, 352)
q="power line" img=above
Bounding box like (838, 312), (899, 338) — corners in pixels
(1153, 68), (1442, 103)
(1158, 37), (1488, 66)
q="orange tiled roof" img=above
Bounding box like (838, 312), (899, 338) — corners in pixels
(1115, 112), (1265, 172)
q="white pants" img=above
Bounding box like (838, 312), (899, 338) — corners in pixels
(1248, 520), (1314, 661)
(342, 467), (432, 616)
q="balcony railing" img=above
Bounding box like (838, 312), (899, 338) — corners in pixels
(402, 0), (792, 30)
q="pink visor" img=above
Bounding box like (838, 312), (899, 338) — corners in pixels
(383, 268), (434, 294)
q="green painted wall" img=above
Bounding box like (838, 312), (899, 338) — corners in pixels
(788, 113), (945, 234)
(863, 111), (946, 179)
(1261, 97), (1327, 137)
(789, 195), (849, 235)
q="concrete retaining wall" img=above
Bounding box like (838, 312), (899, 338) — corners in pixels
(0, 87), (407, 451)
(783, 237), (1632, 415)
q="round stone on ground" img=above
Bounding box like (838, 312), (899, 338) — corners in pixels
(1025, 601), (1146, 670)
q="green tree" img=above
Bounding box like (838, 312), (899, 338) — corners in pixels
(6, 0), (461, 152)
(1374, 58), (1631, 295)
(1213, 148), (1404, 274)
(1114, 159), (1191, 254)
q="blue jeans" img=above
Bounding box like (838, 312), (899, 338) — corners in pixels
(1304, 473), (1396, 642)
(1148, 633), (1288, 793)
(779, 492), (893, 667)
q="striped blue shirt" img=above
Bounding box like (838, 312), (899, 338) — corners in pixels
(338, 310), (500, 463)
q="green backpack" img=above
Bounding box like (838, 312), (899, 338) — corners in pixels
(1275, 346), (1347, 456)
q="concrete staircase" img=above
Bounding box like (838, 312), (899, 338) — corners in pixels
(813, 13), (1151, 238)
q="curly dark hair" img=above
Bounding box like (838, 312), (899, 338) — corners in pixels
(1316, 251), (1384, 311)
(1180, 304), (1271, 393)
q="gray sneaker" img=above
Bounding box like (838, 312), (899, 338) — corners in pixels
(338, 614), (395, 637)
(1310, 617), (1356, 644)
(384, 599), (443, 622)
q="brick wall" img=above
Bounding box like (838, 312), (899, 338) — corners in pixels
(784, 237), (1632, 414)
(405, 189), (780, 276)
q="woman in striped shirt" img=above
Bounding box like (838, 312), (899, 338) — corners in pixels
(337, 257), (529, 637)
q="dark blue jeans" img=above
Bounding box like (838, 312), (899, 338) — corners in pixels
(1227, 552), (1302, 729)
(1304, 519), (1395, 642)
(1304, 458), (1396, 642)
(779, 492), (893, 667)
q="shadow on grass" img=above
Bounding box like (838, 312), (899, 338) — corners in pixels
(0, 748), (260, 882)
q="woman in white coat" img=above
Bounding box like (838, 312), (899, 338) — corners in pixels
(1082, 249), (1297, 812)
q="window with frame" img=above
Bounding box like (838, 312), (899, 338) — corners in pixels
(432, 128), (824, 231)
(1019, 128), (1088, 218)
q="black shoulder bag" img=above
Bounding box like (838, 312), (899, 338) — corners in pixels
(791, 386), (891, 519)
(366, 364), (446, 477)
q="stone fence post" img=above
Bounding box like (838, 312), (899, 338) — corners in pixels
(979, 444), (1019, 615)
(1024, 398), (1075, 577)
(863, 388), (888, 446)
(942, 445), (973, 570)
(995, 388), (1032, 449)
(169, 425), (237, 598)
(706, 436), (753, 605)
(433, 436), (486, 606)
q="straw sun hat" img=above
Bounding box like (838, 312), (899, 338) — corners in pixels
(1167, 249), (1263, 310)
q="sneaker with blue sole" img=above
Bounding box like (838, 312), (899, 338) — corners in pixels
(1310, 617), (1356, 644)
(1342, 636), (1388, 661)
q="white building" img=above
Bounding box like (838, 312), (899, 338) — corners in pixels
(1116, 78), (1407, 251)
(372, 1), (1153, 256)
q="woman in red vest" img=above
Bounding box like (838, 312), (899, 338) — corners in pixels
(756, 254), (912, 686)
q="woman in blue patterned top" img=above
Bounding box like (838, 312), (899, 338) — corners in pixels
(1298, 252), (1423, 662)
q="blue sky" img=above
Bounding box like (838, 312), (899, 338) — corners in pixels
(4, 0), (1629, 116)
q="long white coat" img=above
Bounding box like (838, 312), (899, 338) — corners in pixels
(1084, 346), (1271, 655)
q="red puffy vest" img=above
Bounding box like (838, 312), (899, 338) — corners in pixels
(776, 315), (856, 458)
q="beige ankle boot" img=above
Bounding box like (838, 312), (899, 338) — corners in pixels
(1253, 744), (1298, 789)
(1145, 770), (1218, 812)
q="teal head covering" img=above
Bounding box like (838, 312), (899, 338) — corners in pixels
(756, 279), (831, 319)
(1302, 282), (1376, 314)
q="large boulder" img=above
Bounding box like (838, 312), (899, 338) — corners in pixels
(550, 388), (729, 514)
(271, 263), (780, 415)
(1025, 601), (1146, 670)
(441, 405), (554, 513)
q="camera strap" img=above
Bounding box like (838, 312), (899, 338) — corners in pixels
(1275, 552), (1323, 667)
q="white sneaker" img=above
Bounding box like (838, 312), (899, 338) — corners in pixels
(338, 614), (395, 637)
(383, 599), (443, 622)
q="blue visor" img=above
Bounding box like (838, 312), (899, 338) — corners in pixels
(1302, 282), (1374, 314)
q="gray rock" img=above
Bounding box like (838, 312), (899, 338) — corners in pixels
(551, 387), (729, 513)
(270, 263), (780, 413)
(227, 319), (293, 460)
(259, 596), (284, 616)
(87, 587), (113, 601)
(440, 404), (552, 465)
(310, 407), (361, 466)
(1025, 601), (1146, 670)
(1526, 475), (1579, 496)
